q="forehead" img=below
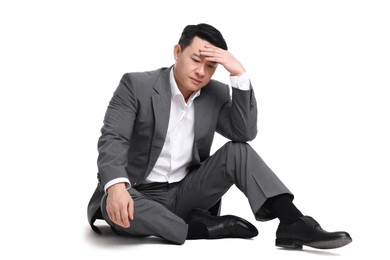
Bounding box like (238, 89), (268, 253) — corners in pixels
(185, 36), (212, 53)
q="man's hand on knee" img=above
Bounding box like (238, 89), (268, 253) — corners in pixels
(106, 182), (134, 228)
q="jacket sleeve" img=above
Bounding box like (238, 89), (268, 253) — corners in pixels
(97, 74), (137, 190)
(216, 85), (258, 142)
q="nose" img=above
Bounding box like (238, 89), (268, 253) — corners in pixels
(195, 64), (205, 77)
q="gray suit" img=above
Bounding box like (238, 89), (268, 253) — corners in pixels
(87, 66), (292, 244)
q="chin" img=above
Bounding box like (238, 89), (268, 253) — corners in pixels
(187, 84), (201, 92)
(191, 86), (203, 92)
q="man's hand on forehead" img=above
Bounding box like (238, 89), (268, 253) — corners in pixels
(199, 45), (245, 76)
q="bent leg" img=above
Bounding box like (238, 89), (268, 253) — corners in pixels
(174, 141), (293, 221)
(101, 187), (188, 244)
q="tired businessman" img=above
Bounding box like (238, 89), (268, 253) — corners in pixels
(87, 23), (352, 249)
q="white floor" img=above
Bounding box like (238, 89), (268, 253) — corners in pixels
(4, 185), (384, 260)
(83, 219), (354, 260)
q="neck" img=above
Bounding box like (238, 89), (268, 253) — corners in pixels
(177, 85), (193, 103)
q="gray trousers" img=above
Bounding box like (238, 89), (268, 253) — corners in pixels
(101, 142), (292, 244)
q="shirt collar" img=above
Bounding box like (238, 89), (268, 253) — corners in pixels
(169, 67), (201, 102)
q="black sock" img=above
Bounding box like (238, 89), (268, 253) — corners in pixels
(265, 194), (303, 224)
(186, 222), (208, 239)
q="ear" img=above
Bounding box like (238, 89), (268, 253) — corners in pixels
(173, 44), (181, 60)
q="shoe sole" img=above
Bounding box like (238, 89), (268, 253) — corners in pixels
(276, 236), (352, 249)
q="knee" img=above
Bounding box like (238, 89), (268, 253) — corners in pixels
(224, 141), (252, 152)
(223, 141), (257, 159)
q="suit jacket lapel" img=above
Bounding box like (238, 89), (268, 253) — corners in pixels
(146, 69), (172, 176)
(192, 85), (211, 165)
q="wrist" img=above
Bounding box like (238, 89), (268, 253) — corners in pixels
(107, 182), (126, 194)
(230, 69), (246, 77)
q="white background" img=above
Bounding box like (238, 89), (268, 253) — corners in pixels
(1, 0), (389, 259)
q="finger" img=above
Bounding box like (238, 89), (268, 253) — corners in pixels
(199, 48), (218, 55)
(199, 49), (212, 56)
(120, 210), (130, 228)
(200, 51), (220, 61)
(110, 211), (120, 225)
(128, 201), (134, 221)
(109, 208), (126, 227)
(114, 212), (126, 227)
(200, 50), (224, 61)
(198, 49), (215, 57)
(204, 56), (223, 63)
(202, 44), (220, 50)
(107, 207), (116, 223)
(200, 45), (224, 55)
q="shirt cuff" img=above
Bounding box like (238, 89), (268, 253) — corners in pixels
(230, 72), (251, 90)
(104, 178), (131, 193)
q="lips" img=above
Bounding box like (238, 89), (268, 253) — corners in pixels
(190, 77), (202, 85)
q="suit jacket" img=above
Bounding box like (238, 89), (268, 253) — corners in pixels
(87, 66), (258, 232)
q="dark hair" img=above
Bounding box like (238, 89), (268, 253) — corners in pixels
(178, 23), (228, 51)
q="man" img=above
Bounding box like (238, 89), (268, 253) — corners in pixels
(87, 23), (352, 249)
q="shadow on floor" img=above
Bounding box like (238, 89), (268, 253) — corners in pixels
(85, 223), (176, 247)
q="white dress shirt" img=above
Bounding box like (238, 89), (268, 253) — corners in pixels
(145, 69), (200, 183)
(104, 68), (251, 191)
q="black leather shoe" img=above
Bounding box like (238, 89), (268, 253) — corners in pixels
(186, 208), (258, 239)
(276, 216), (352, 249)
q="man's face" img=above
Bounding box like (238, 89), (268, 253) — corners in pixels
(173, 36), (218, 99)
